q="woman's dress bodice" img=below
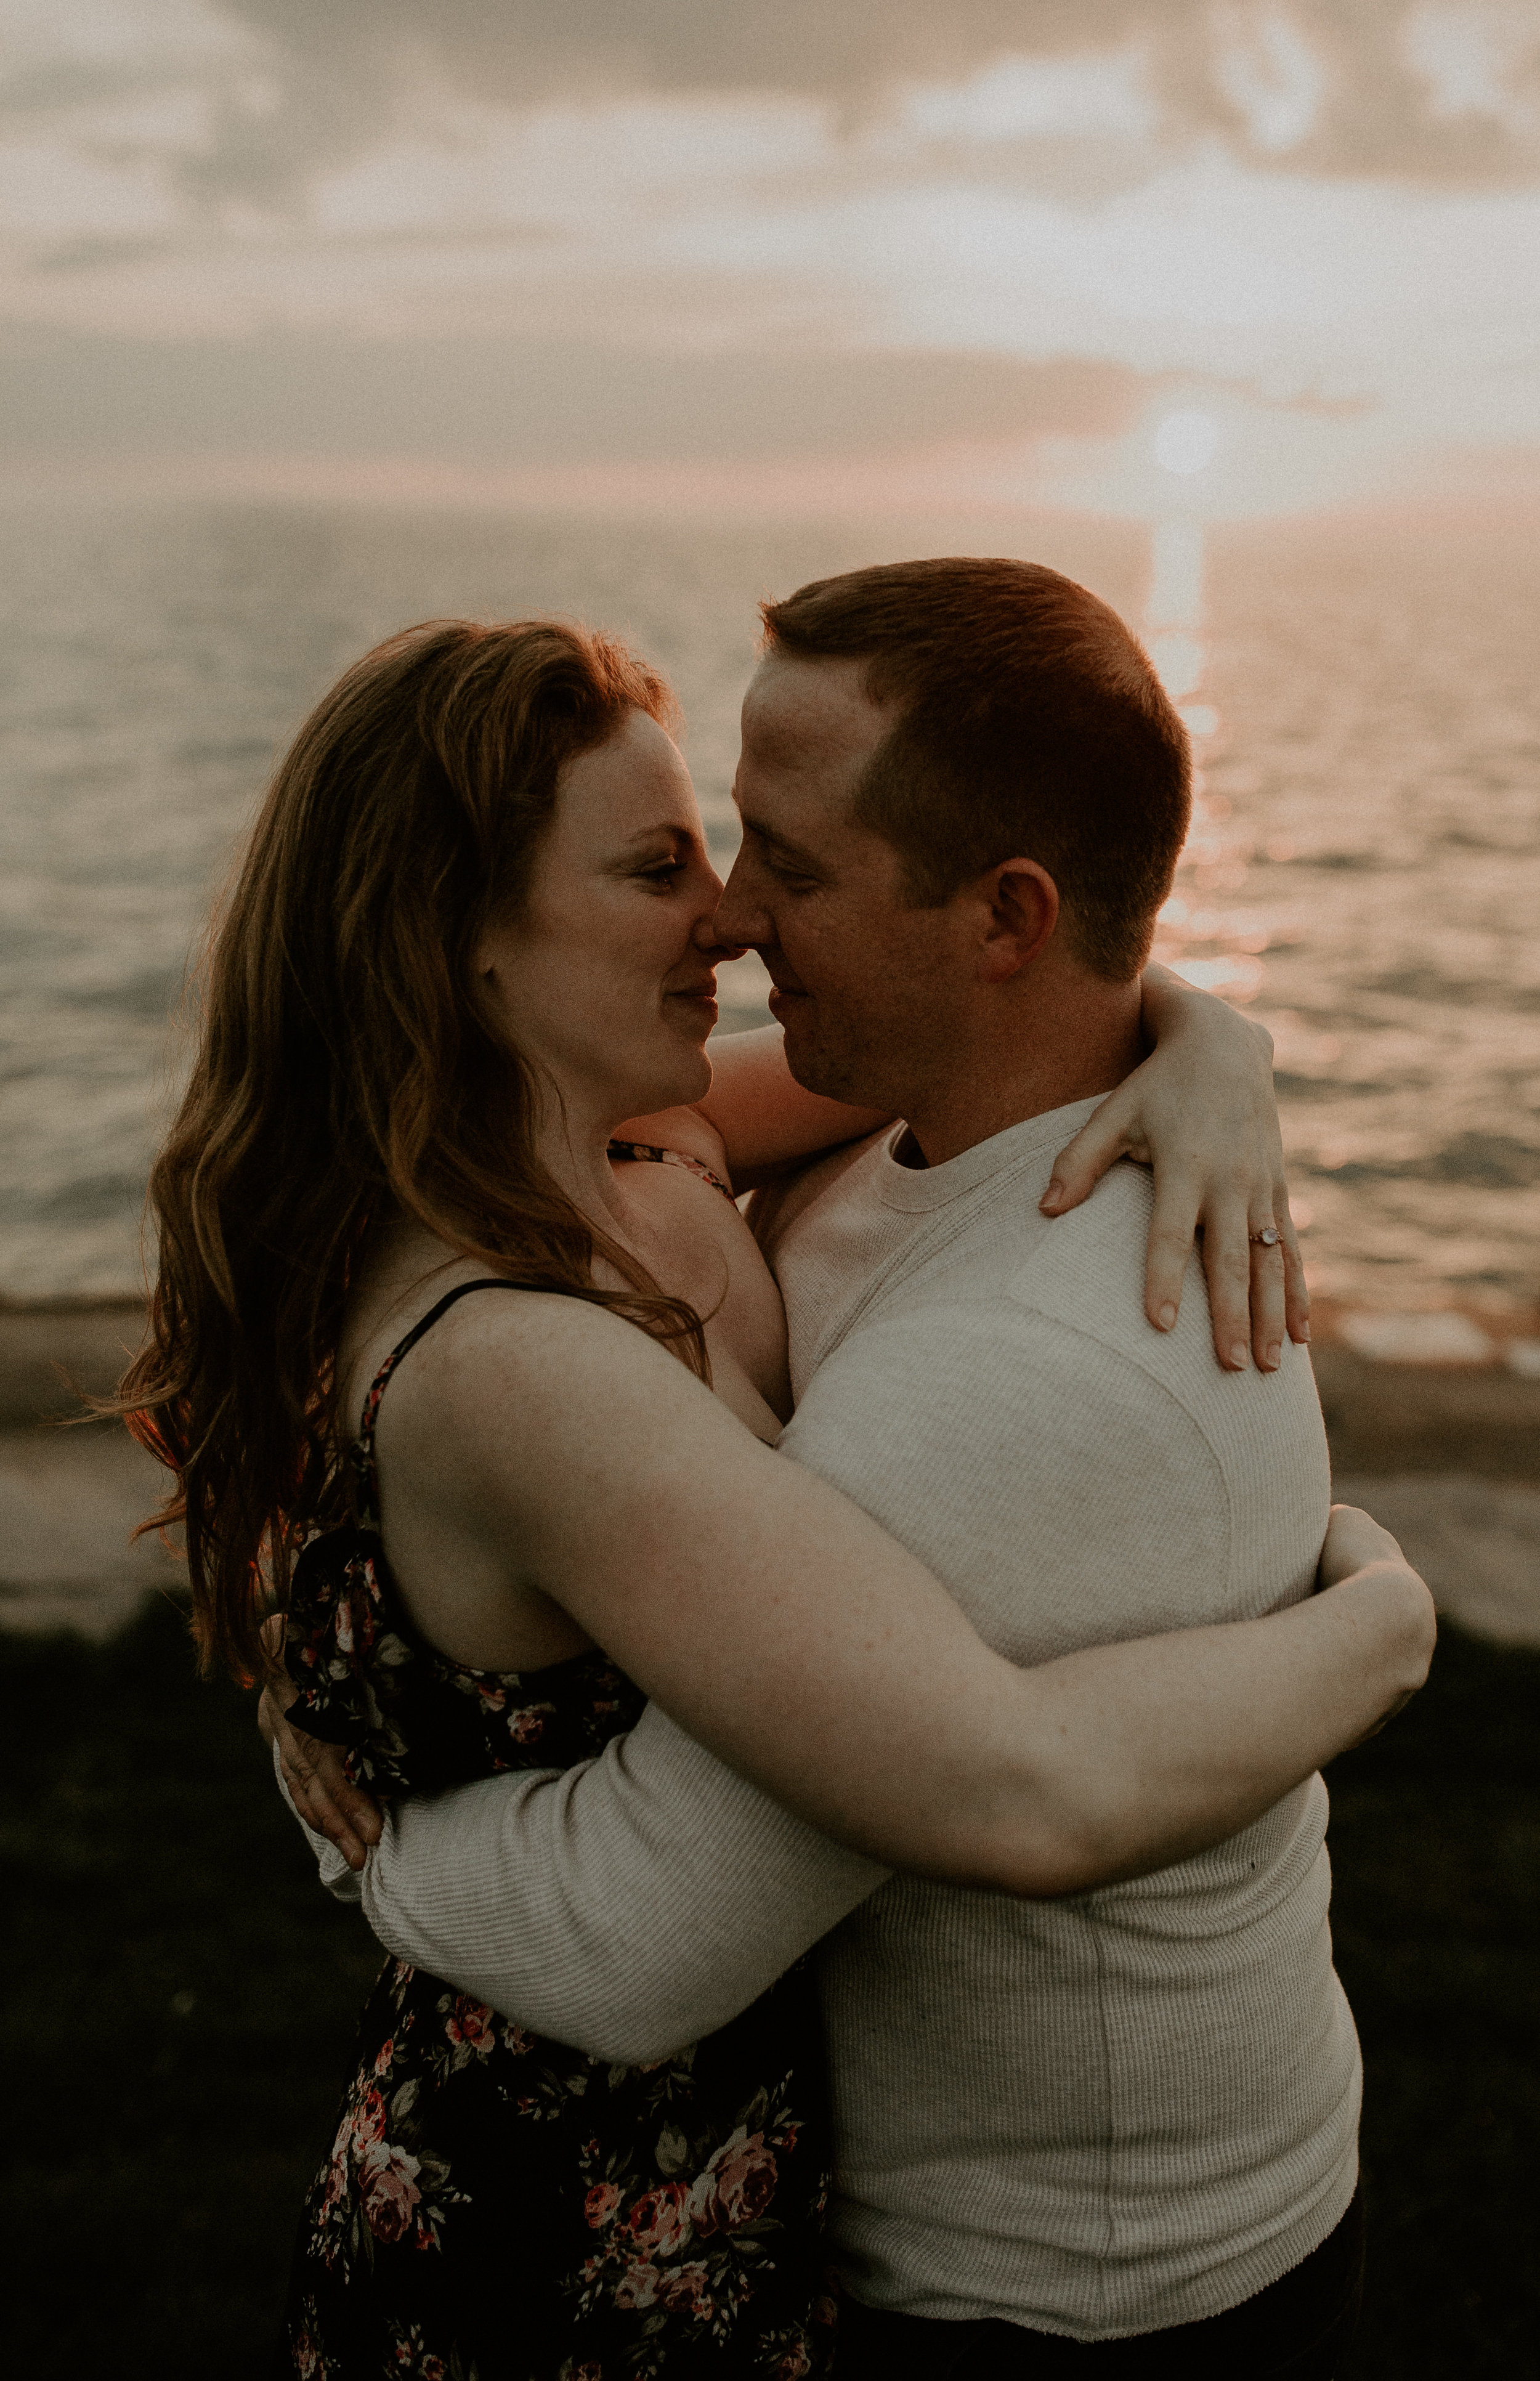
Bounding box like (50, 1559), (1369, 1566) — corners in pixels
(278, 1243), (836, 2380)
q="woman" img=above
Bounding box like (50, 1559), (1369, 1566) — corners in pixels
(122, 618), (1429, 2379)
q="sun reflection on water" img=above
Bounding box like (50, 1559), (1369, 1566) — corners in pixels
(1144, 516), (1281, 1010)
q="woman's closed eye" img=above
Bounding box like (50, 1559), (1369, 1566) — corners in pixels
(638, 858), (687, 889)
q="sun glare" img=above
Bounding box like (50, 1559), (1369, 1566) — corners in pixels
(1148, 630), (1206, 700)
(1154, 410), (1221, 476)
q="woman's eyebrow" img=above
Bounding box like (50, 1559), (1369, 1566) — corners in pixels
(617, 822), (689, 851)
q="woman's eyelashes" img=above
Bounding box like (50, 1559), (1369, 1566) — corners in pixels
(635, 838), (716, 891)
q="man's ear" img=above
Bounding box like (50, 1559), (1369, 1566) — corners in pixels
(973, 858), (1060, 982)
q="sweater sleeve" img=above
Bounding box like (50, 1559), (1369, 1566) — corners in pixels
(347, 1702), (887, 2063)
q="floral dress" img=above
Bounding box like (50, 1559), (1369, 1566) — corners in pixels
(280, 1222), (837, 2380)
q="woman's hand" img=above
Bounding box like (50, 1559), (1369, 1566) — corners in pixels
(1040, 964), (1306, 1373)
(259, 1675), (382, 1873)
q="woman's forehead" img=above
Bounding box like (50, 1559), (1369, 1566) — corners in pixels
(554, 710), (700, 841)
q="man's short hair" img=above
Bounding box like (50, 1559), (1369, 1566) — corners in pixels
(760, 556), (1190, 983)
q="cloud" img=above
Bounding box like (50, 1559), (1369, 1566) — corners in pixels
(9, 1), (1539, 238)
(2, 1), (1538, 511)
(205, 0), (1540, 183)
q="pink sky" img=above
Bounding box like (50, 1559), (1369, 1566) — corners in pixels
(2, 0), (1539, 517)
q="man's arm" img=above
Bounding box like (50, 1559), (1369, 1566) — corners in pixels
(267, 1271), (1430, 2052)
(611, 1023), (891, 1193)
(350, 1707), (886, 2063)
(273, 1552), (1432, 2067)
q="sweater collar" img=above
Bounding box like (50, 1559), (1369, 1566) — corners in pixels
(872, 1095), (1106, 1214)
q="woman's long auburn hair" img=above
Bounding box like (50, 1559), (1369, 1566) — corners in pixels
(119, 617), (709, 1685)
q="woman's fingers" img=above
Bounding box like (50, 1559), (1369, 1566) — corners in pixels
(1043, 1050), (1310, 1373)
(1141, 1164), (1202, 1333)
(1198, 1196), (1258, 1370)
(274, 1711), (381, 1871)
(1247, 1228), (1288, 1372)
(1319, 1503), (1409, 1586)
(1278, 1201), (1311, 1345)
(1040, 1101), (1141, 1219)
(1071, 1138), (1291, 1370)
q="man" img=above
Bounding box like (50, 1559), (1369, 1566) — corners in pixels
(282, 560), (1365, 2372)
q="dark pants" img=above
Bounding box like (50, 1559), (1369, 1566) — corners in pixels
(837, 2188), (1364, 2380)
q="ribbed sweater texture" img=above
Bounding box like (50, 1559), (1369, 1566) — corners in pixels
(772, 1108), (1358, 2337)
(296, 1098), (1360, 2341)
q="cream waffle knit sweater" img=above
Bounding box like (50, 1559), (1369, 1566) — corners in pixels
(295, 1098), (1359, 2342)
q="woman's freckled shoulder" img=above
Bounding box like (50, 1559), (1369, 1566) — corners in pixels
(378, 1283), (644, 1415)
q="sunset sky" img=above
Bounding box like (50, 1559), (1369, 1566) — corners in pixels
(4, 0), (1540, 516)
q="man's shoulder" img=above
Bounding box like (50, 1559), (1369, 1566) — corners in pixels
(825, 1152), (1322, 1440)
(850, 1155), (1164, 1363)
(788, 1166), (1183, 1429)
(1002, 1161), (1329, 1463)
(747, 1127), (893, 1263)
(1007, 1156), (1164, 1328)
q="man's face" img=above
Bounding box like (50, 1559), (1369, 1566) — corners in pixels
(715, 652), (966, 1111)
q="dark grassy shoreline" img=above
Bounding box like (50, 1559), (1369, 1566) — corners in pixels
(1, 1599), (381, 2374)
(2, 1597), (1536, 2377)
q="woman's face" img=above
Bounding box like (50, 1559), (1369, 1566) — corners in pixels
(477, 708), (734, 1127)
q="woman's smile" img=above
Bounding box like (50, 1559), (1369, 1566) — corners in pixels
(667, 972), (719, 1025)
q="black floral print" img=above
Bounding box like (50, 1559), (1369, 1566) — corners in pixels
(278, 1270), (837, 2380)
(604, 1142), (738, 1204)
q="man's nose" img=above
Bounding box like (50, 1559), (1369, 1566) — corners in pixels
(711, 857), (769, 953)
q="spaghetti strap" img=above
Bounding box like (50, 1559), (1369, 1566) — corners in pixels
(357, 1154), (732, 1440)
(372, 1277), (529, 1389)
(356, 1276), (568, 1465)
(607, 1136), (737, 1202)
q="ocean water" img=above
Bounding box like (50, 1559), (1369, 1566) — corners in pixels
(0, 495), (1536, 1318)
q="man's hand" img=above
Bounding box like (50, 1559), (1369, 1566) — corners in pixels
(1318, 1501), (1412, 1589)
(1041, 965), (1307, 1374)
(1315, 1504), (1437, 1745)
(259, 1674), (383, 1873)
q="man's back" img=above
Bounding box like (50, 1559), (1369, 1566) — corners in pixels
(772, 1102), (1358, 2341)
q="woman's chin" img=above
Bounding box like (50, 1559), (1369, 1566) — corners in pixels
(676, 1044), (715, 1102)
(620, 1042), (713, 1118)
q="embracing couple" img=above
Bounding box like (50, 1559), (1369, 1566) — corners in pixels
(126, 558), (1434, 2381)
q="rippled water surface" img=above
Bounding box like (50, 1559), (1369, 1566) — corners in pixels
(0, 497), (1535, 1312)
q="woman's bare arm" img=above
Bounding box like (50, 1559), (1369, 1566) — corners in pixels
(270, 1528), (1431, 1898)
(691, 1023), (891, 1186)
(298, 1293), (1433, 1897)
(613, 1022), (888, 1191)
(1043, 965), (1305, 1371)
(618, 981), (1306, 1368)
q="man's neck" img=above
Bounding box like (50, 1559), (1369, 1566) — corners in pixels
(899, 984), (1145, 1169)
